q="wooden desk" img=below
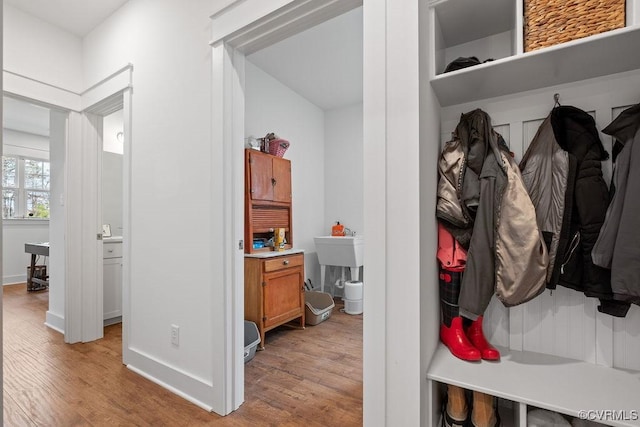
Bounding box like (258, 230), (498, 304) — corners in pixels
(24, 242), (49, 291)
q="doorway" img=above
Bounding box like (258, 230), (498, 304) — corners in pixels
(101, 108), (124, 328)
(239, 4), (364, 416)
(2, 95), (67, 332)
(212, 0), (425, 419)
(2, 64), (133, 348)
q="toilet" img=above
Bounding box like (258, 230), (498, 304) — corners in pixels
(343, 280), (363, 315)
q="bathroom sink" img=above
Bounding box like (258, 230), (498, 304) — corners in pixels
(314, 235), (364, 268)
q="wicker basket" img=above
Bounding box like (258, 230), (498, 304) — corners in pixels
(524, 0), (625, 52)
(268, 139), (290, 157)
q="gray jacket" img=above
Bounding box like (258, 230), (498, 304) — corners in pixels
(519, 116), (570, 285)
(592, 103), (640, 305)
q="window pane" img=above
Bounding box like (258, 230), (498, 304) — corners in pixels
(24, 159), (50, 190)
(2, 157), (17, 188)
(2, 189), (16, 219)
(26, 191), (50, 218)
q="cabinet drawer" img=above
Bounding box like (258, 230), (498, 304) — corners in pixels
(263, 254), (303, 273)
(103, 242), (123, 259)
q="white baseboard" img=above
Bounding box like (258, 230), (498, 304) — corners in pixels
(125, 347), (217, 414)
(3, 274), (26, 285)
(45, 311), (65, 334)
(103, 316), (122, 327)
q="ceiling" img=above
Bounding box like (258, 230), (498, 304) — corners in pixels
(2, 2), (361, 136)
(247, 7), (363, 111)
(4, 0), (129, 37)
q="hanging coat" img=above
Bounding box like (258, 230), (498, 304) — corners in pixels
(520, 105), (630, 317)
(592, 103), (640, 306)
(436, 109), (548, 319)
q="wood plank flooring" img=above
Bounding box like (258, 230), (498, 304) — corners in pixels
(3, 284), (363, 426)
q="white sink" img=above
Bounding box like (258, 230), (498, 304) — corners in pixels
(314, 235), (364, 268)
(314, 235), (364, 293)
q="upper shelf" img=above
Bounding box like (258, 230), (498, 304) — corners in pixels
(431, 0), (515, 48)
(431, 25), (640, 107)
(427, 343), (640, 427)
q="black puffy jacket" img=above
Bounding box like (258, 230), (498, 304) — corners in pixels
(549, 106), (630, 317)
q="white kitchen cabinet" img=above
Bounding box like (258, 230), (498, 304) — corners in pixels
(423, 1), (640, 426)
(103, 240), (123, 324)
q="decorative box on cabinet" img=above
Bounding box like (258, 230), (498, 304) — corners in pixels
(103, 240), (123, 323)
(244, 251), (305, 349)
(245, 149), (293, 253)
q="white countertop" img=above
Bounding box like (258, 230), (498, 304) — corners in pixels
(103, 236), (123, 243)
(244, 248), (304, 258)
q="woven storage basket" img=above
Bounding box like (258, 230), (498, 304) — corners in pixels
(268, 139), (290, 157)
(524, 0), (625, 52)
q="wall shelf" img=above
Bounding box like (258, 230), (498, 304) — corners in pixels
(431, 0), (515, 48)
(427, 344), (640, 426)
(431, 25), (640, 107)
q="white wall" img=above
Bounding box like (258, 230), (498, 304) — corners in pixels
(3, 129), (50, 160)
(2, 221), (49, 285)
(324, 103), (363, 236)
(244, 60), (326, 283)
(322, 103), (364, 292)
(82, 0), (225, 410)
(3, 3), (83, 93)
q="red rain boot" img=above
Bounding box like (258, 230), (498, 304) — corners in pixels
(465, 316), (500, 361)
(440, 317), (481, 361)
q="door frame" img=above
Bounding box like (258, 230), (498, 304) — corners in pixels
(210, 0), (364, 414)
(69, 65), (133, 345)
(210, 0), (423, 422)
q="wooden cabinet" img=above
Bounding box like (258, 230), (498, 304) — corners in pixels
(247, 149), (291, 203)
(103, 241), (123, 324)
(245, 149), (293, 253)
(245, 252), (305, 349)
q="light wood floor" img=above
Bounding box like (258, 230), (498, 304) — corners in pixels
(3, 284), (363, 426)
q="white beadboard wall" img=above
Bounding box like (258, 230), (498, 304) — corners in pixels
(438, 68), (640, 372)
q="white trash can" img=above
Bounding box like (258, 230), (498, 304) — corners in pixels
(344, 280), (363, 315)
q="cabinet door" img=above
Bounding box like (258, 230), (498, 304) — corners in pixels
(248, 151), (274, 201)
(104, 258), (123, 320)
(262, 267), (303, 328)
(272, 157), (291, 203)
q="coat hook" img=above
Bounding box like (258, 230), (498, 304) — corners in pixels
(554, 93), (561, 107)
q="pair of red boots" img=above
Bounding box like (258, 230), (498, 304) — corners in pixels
(440, 315), (500, 361)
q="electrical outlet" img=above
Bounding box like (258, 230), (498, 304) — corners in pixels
(171, 324), (180, 347)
